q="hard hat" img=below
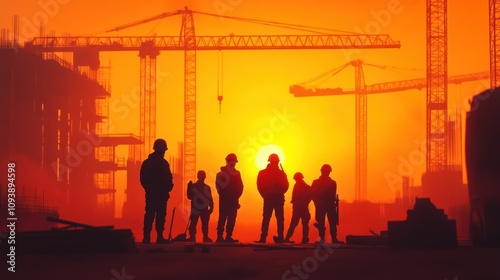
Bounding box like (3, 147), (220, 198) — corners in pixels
(197, 170), (206, 180)
(293, 172), (304, 180)
(321, 164), (332, 173)
(268, 153), (280, 162)
(225, 153), (238, 162)
(153, 139), (168, 151)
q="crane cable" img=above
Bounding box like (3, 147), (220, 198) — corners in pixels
(192, 10), (359, 35)
(217, 50), (224, 113)
(301, 60), (424, 88)
(363, 62), (424, 77)
(300, 62), (352, 86)
(100, 8), (365, 36)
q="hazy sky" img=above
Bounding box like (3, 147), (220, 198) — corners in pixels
(1, 0), (490, 210)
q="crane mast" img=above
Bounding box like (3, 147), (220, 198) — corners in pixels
(490, 0), (500, 88)
(354, 60), (367, 201)
(426, 0), (448, 172)
(182, 9), (197, 190)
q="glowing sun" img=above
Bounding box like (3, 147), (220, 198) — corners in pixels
(255, 144), (286, 170)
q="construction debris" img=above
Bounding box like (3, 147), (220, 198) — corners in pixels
(388, 198), (457, 248)
(3, 217), (136, 254)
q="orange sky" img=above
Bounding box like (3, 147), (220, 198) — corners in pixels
(1, 0), (491, 219)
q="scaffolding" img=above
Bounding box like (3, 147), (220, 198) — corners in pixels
(94, 66), (114, 216)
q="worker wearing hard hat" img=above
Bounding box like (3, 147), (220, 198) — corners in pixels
(256, 153), (289, 243)
(186, 170), (214, 243)
(284, 172), (312, 244)
(215, 153), (244, 242)
(140, 138), (174, 244)
(311, 164), (340, 243)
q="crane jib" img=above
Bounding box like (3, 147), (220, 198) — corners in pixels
(27, 35), (401, 52)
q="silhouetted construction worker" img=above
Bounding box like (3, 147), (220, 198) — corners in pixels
(140, 138), (174, 244)
(256, 153), (289, 243)
(284, 172), (312, 244)
(186, 170), (214, 243)
(216, 153), (244, 242)
(311, 164), (339, 243)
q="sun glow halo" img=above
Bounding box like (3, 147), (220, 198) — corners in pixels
(255, 144), (286, 170)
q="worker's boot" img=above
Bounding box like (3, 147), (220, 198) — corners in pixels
(283, 237), (294, 243)
(330, 226), (340, 243)
(331, 233), (342, 243)
(284, 229), (293, 243)
(225, 234), (239, 243)
(215, 232), (224, 242)
(186, 229), (196, 242)
(203, 235), (212, 243)
(156, 230), (169, 244)
(273, 235), (284, 244)
(331, 237), (341, 243)
(143, 227), (152, 244)
(157, 238), (169, 244)
(202, 227), (212, 242)
(255, 234), (266, 243)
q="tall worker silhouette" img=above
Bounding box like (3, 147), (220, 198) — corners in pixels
(140, 138), (174, 244)
(216, 153), (244, 242)
(311, 164), (340, 243)
(256, 153), (289, 243)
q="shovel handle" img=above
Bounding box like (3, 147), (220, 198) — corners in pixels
(168, 207), (176, 240)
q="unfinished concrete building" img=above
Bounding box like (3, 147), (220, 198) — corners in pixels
(0, 30), (143, 225)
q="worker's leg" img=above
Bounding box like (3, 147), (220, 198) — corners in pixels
(285, 210), (300, 241)
(260, 199), (273, 241)
(225, 204), (238, 239)
(154, 198), (167, 241)
(216, 200), (228, 241)
(315, 207), (327, 242)
(326, 207), (338, 242)
(201, 209), (211, 239)
(188, 210), (200, 241)
(143, 192), (156, 243)
(301, 211), (311, 243)
(275, 200), (285, 240)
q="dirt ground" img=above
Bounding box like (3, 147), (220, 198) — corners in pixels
(3, 243), (500, 280)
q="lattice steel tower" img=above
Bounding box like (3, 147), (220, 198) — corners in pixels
(490, 0), (500, 88)
(181, 8), (197, 189)
(139, 41), (159, 160)
(353, 60), (367, 201)
(426, 0), (448, 172)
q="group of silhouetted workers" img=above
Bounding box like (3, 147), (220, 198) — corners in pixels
(140, 139), (340, 245)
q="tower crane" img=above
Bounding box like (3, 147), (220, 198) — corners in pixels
(290, 59), (489, 201)
(26, 7), (401, 189)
